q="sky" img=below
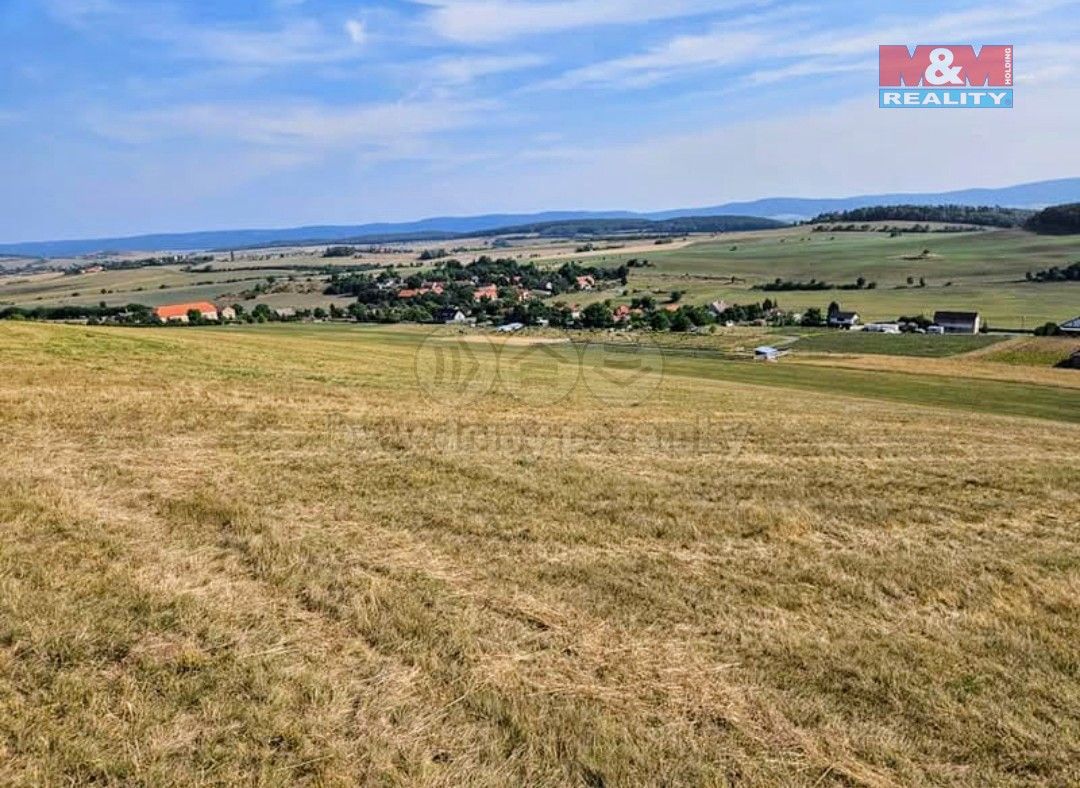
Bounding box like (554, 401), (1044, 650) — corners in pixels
(0, 0), (1078, 242)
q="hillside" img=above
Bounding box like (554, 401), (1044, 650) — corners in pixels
(809, 204), (1033, 228)
(471, 215), (786, 238)
(1025, 203), (1080, 234)
(2, 177), (1078, 258)
(650, 177), (1080, 222)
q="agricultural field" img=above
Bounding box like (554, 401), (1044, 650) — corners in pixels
(1, 227), (1076, 328)
(550, 227), (1080, 328)
(790, 330), (1005, 357)
(968, 336), (1080, 367)
(1, 321), (1078, 785)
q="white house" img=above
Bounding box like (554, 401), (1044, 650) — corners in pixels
(436, 307), (467, 324)
(828, 310), (860, 329)
(1059, 316), (1080, 335)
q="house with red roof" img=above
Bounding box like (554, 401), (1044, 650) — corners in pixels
(153, 302), (220, 323)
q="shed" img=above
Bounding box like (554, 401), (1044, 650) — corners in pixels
(933, 311), (982, 334)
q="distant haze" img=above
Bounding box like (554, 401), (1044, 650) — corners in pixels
(1, 178), (1077, 258)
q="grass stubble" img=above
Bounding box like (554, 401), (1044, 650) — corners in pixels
(0, 323), (1078, 786)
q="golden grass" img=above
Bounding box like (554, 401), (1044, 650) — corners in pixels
(790, 352), (1080, 389)
(1, 322), (1078, 786)
(963, 336), (1080, 367)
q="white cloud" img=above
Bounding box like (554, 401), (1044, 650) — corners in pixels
(503, 84), (1080, 211)
(431, 54), (546, 85)
(344, 19), (367, 45)
(87, 98), (494, 151)
(45, 2), (368, 67)
(537, 0), (1075, 91)
(42, 0), (119, 26)
(544, 28), (771, 89)
(187, 21), (358, 66)
(417, 0), (744, 43)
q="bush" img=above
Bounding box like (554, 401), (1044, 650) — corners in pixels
(1034, 322), (1062, 337)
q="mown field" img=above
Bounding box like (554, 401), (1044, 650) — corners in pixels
(1, 323), (1079, 786)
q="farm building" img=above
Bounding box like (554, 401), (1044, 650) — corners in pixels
(933, 311), (982, 334)
(153, 302), (219, 323)
(473, 284), (499, 302)
(754, 346), (783, 362)
(864, 323), (902, 334)
(1059, 316), (1080, 335)
(828, 311), (860, 329)
(219, 306), (237, 321)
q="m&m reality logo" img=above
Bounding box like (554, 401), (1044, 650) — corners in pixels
(879, 45), (1013, 108)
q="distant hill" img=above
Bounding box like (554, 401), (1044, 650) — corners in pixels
(470, 215), (785, 238)
(650, 178), (1080, 223)
(809, 205), (1034, 228)
(1025, 203), (1080, 235)
(1, 177), (1077, 258)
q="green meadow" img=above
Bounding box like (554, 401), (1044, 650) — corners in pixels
(563, 227), (1080, 327)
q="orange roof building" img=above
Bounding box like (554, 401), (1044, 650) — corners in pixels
(154, 302), (220, 323)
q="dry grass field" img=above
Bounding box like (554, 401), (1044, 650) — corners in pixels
(1, 322), (1078, 786)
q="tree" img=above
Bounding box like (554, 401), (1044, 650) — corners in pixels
(1025, 203), (1080, 235)
(313, 307), (328, 320)
(669, 311), (692, 332)
(827, 301), (840, 317)
(581, 302), (614, 329)
(649, 311), (671, 331)
(186, 309), (203, 325)
(802, 307), (824, 327)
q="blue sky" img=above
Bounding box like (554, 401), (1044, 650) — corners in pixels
(0, 0), (1078, 241)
